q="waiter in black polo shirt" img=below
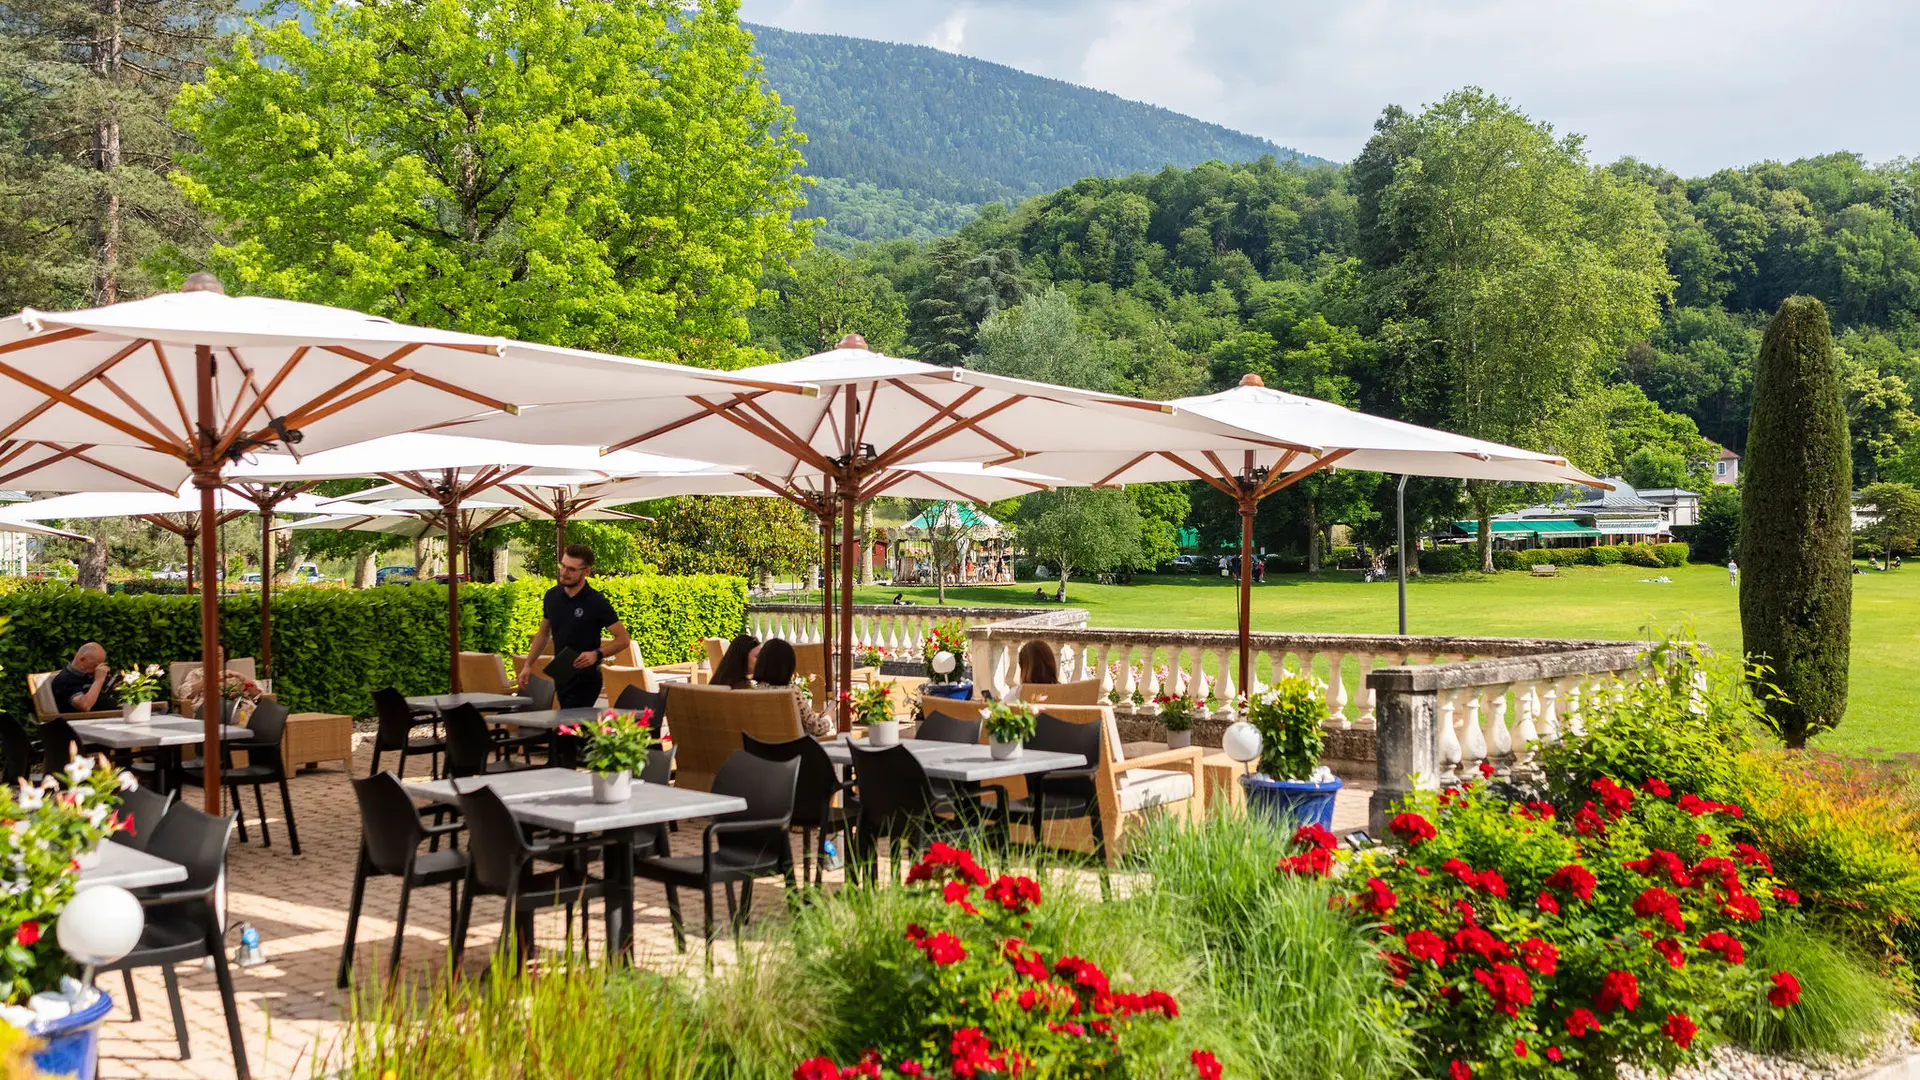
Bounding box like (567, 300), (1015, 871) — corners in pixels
(517, 544), (632, 709)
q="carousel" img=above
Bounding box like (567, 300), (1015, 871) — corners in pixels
(889, 501), (1015, 585)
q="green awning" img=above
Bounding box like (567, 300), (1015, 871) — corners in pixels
(1529, 520), (1604, 537)
(1454, 520), (1540, 535)
(1453, 519), (1605, 539)
(902, 500), (1000, 531)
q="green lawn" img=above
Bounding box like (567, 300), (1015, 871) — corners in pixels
(797, 563), (1920, 753)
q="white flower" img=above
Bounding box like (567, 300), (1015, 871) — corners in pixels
(116, 770), (137, 791)
(85, 805), (110, 829)
(14, 787), (41, 812)
(63, 756), (92, 784)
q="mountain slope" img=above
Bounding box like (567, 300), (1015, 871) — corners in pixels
(750, 24), (1324, 245)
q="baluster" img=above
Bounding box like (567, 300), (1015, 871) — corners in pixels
(1486, 687), (1512, 778)
(1326, 652), (1350, 729)
(1144, 651), (1166, 703)
(1187, 648), (1209, 712)
(1437, 687), (1463, 785)
(1510, 683), (1540, 779)
(1213, 649), (1236, 714)
(1091, 643), (1113, 705)
(1460, 690), (1488, 780)
(1539, 680), (1564, 748)
(1353, 653), (1377, 725)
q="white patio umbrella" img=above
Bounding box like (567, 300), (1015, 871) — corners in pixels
(0, 518), (91, 541)
(1006, 374), (1610, 691)
(0, 280), (814, 813)
(459, 334), (1280, 721)
(0, 442), (195, 494)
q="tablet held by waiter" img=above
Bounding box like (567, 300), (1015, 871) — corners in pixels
(517, 544), (632, 708)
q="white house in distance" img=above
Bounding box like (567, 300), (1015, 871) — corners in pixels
(1456, 478), (1700, 548)
(1712, 445), (1740, 486)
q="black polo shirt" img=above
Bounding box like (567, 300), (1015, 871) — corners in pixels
(544, 582), (618, 667)
(49, 666), (115, 713)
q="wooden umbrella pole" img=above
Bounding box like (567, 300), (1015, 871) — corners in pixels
(1237, 491), (1256, 699)
(182, 526), (197, 596)
(553, 511), (566, 567)
(445, 473), (462, 694)
(259, 503), (273, 681)
(817, 485), (834, 723)
(193, 343), (223, 816)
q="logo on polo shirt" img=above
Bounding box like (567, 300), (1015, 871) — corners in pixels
(574, 607), (584, 618)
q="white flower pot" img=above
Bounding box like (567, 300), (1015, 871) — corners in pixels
(591, 770), (632, 804)
(1166, 730), (1193, 749)
(867, 720), (900, 747)
(119, 701), (151, 724)
(990, 740), (1022, 761)
(75, 845), (102, 870)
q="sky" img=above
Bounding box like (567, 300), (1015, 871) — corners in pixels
(738, 0), (1917, 175)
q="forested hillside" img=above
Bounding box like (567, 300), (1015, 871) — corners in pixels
(749, 24), (1321, 247)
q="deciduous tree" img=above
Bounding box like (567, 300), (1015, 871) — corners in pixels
(1011, 488), (1141, 600)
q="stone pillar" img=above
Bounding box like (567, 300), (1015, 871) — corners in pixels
(1369, 668), (1440, 837)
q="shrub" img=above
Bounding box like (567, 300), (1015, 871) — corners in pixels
(1419, 547), (1476, 575)
(1654, 542), (1690, 567)
(1623, 543), (1664, 568)
(1342, 771), (1804, 1079)
(1589, 545), (1624, 565)
(1741, 296), (1853, 746)
(1328, 544), (1363, 569)
(1244, 673), (1327, 782)
(1491, 550), (1522, 571)
(1728, 926), (1893, 1055)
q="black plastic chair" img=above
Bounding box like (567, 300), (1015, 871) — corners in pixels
(444, 704), (536, 779)
(337, 773), (467, 987)
(633, 751), (800, 951)
(612, 686), (668, 736)
(0, 720), (36, 784)
(38, 718), (78, 775)
(98, 803), (250, 1079)
(451, 784), (606, 968)
(214, 699), (302, 854)
(847, 744), (998, 881)
(110, 786), (175, 851)
(743, 734), (854, 886)
(915, 712), (981, 744)
(370, 688), (446, 779)
(1000, 712), (1108, 870)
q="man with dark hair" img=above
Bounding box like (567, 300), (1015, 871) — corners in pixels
(517, 544), (631, 708)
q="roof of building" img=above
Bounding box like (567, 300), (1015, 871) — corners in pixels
(1576, 478), (1660, 511)
(1636, 488), (1701, 500)
(1717, 446), (1741, 461)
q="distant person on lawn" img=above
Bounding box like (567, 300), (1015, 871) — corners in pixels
(50, 642), (115, 714)
(518, 544), (632, 709)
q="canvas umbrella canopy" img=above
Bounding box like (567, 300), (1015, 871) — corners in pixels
(0, 280), (814, 813)
(1006, 374), (1610, 693)
(0, 519), (91, 541)
(0, 442), (197, 494)
(459, 334), (1279, 722)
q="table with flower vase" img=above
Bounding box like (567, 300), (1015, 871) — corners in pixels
(407, 769), (747, 957)
(821, 738), (1087, 783)
(77, 842), (187, 892)
(66, 718), (251, 795)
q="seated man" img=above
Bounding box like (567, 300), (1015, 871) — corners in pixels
(49, 642), (116, 714)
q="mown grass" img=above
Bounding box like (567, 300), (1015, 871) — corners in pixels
(800, 562), (1920, 752)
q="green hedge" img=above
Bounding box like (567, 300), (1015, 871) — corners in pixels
(1418, 547), (1478, 574)
(1455, 543), (1693, 574)
(0, 574), (745, 723)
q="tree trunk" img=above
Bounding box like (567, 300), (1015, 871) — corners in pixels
(1057, 563), (1069, 602)
(89, 0), (122, 303)
(858, 502), (874, 585)
(78, 539), (109, 590)
(1305, 496), (1322, 576)
(491, 545), (509, 581)
(412, 535), (427, 574)
(1470, 482), (1495, 573)
(353, 551), (375, 588)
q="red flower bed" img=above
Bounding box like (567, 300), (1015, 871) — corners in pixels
(793, 843), (1212, 1079)
(1298, 775), (1802, 1077)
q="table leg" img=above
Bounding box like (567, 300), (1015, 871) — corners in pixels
(603, 829), (636, 961)
(154, 746), (178, 796)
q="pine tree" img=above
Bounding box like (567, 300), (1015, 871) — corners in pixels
(0, 0), (233, 307)
(1740, 295), (1853, 747)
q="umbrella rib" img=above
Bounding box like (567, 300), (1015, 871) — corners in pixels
(1156, 452), (1238, 497)
(913, 473), (997, 505)
(727, 397), (837, 472)
(0, 444), (85, 489)
(63, 447), (177, 494)
(222, 347), (308, 454)
(0, 357), (185, 455)
(603, 392), (763, 454)
(288, 370), (418, 432)
(0, 327), (91, 355)
(147, 341), (196, 445)
(854, 381), (881, 449)
(0, 337), (150, 443)
(1263, 449), (1352, 493)
(877, 396), (1022, 469)
(1093, 452), (1152, 488)
(1252, 450), (1306, 499)
(264, 343), (425, 433)
(95, 374), (180, 447)
(867, 385), (984, 467)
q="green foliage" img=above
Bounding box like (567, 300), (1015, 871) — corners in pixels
(755, 246), (907, 358)
(1134, 812), (1414, 1080)
(982, 700), (1036, 744)
(1740, 297), (1854, 746)
(969, 287), (1113, 392)
(1011, 488), (1143, 595)
(1623, 448), (1689, 492)
(0, 575), (743, 721)
(175, 0), (807, 367)
(1590, 545), (1625, 566)
(570, 710), (661, 776)
(1854, 481), (1920, 556)
(1728, 927), (1893, 1055)
(1418, 547), (1477, 575)
(1689, 488), (1743, 565)
(632, 498), (816, 583)
(1125, 484), (1192, 572)
(1245, 672), (1328, 782)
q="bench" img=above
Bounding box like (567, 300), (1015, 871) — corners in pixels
(1530, 564), (1560, 577)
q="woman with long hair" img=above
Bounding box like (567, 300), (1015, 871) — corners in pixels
(753, 637), (832, 737)
(1012, 640), (1059, 701)
(709, 634), (761, 690)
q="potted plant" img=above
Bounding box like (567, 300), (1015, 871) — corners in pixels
(217, 669), (263, 723)
(115, 666), (164, 724)
(558, 710), (660, 804)
(852, 684), (899, 746)
(1153, 689), (1195, 749)
(857, 645), (886, 669)
(984, 701), (1036, 760)
(1240, 673), (1342, 828)
(920, 621), (972, 700)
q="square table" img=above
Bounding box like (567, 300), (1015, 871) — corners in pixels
(492, 707), (607, 733)
(406, 693), (532, 715)
(408, 770), (746, 956)
(822, 738), (1087, 782)
(79, 842), (188, 892)
(68, 718), (251, 795)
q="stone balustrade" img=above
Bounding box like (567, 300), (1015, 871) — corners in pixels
(747, 602), (1088, 664)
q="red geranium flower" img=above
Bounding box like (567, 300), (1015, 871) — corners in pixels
(1663, 1013), (1698, 1049)
(1545, 1046), (1564, 1062)
(1565, 1007), (1602, 1037)
(1513, 1038), (1528, 1058)
(1358, 877), (1397, 915)
(1451, 926), (1511, 962)
(1191, 1049), (1222, 1080)
(1449, 1059), (1472, 1080)
(1642, 776), (1672, 796)
(1519, 937), (1558, 976)
(1472, 962), (1535, 1017)
(915, 931), (967, 966)
(1572, 804), (1608, 837)
(1768, 971), (1801, 1007)
(1389, 812), (1436, 846)
(14, 921), (38, 947)
(793, 1057), (840, 1080)
(1536, 890), (1561, 915)
(984, 874), (1042, 914)
(1734, 843), (1773, 871)
(1546, 864), (1597, 902)
(1279, 846), (1334, 877)
(1698, 931), (1745, 965)
(1293, 823), (1339, 851)
(943, 880), (979, 914)
(1404, 929), (1449, 965)
(1475, 869), (1509, 899)
(1723, 893), (1761, 922)
(1591, 777), (1635, 818)
(1772, 886), (1799, 905)
(1593, 970), (1640, 1014)
(1054, 955), (1111, 996)
(1653, 938), (1687, 969)
(1632, 886), (1687, 932)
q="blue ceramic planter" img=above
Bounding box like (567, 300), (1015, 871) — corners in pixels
(1242, 775), (1344, 830)
(30, 989), (112, 1080)
(920, 681), (974, 701)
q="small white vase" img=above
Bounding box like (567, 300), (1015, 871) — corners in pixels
(120, 700), (151, 724)
(75, 845), (102, 870)
(989, 740), (1022, 761)
(1166, 730), (1193, 749)
(867, 719), (900, 747)
(591, 770), (632, 804)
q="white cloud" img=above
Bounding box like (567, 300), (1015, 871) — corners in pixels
(927, 8), (968, 51)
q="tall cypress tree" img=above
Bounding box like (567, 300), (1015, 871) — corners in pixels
(1740, 296), (1853, 747)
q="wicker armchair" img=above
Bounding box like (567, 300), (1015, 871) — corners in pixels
(457, 652), (516, 695)
(26, 672), (118, 723)
(1016, 677), (1104, 707)
(663, 684), (800, 792)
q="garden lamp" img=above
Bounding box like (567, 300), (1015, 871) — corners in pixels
(56, 886), (144, 989)
(931, 651), (958, 676)
(1222, 721), (1261, 778)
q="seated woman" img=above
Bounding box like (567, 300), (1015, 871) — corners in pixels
(708, 634), (761, 690)
(1008, 640), (1059, 703)
(753, 638), (833, 738)
(175, 647), (263, 720)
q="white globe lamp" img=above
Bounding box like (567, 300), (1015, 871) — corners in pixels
(57, 885), (144, 986)
(1222, 721), (1262, 776)
(931, 650), (957, 676)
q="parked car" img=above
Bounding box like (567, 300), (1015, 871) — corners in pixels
(291, 563), (325, 583)
(1163, 555), (1211, 574)
(150, 565), (187, 581)
(375, 565), (417, 586)
(239, 572), (262, 584)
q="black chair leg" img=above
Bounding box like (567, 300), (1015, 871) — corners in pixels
(162, 964), (189, 1059)
(122, 968), (139, 1022)
(387, 879), (413, 984)
(277, 778), (300, 855)
(254, 784), (270, 848)
(799, 827), (814, 886)
(451, 874), (476, 971)
(207, 917), (252, 1080)
(337, 857), (369, 988)
(702, 886), (715, 944)
(733, 878), (755, 934)
(663, 885), (686, 952)
(230, 786), (247, 842)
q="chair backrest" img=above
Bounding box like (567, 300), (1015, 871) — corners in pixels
(1021, 703), (1122, 766)
(915, 711), (982, 745)
(602, 664), (659, 703)
(1019, 677), (1103, 707)
(791, 642), (828, 713)
(612, 686), (667, 737)
(641, 746), (675, 786)
(38, 719), (76, 774)
(664, 684), (801, 792)
(525, 674), (556, 711)
(702, 637), (729, 671)
(243, 698), (289, 749)
(26, 673), (59, 723)
(0, 720), (36, 785)
(742, 733), (840, 830)
(351, 772), (429, 876)
(708, 751), (800, 861)
(919, 695), (988, 728)
(457, 652), (514, 695)
(109, 786), (175, 851)
(605, 641), (643, 668)
(1027, 711), (1103, 799)
(454, 785), (535, 895)
(144, 801), (235, 896)
(168, 657), (258, 700)
(442, 704), (496, 778)
(371, 688), (418, 753)
(848, 743), (940, 839)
